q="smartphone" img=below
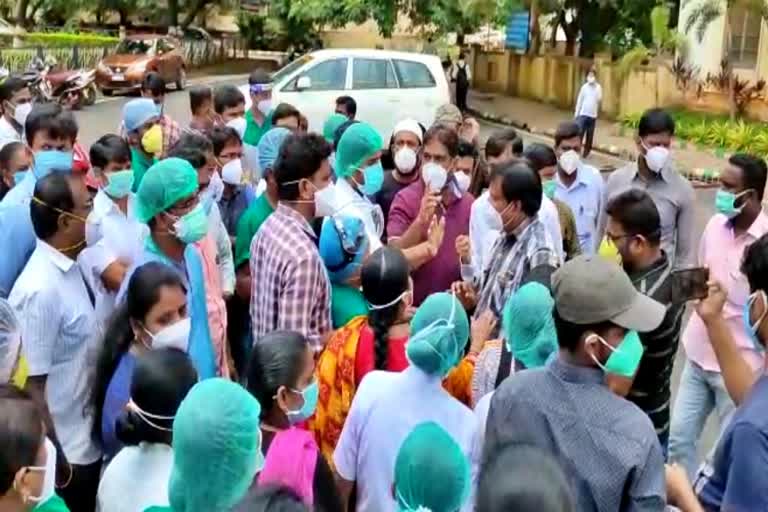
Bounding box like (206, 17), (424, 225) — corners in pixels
(670, 267), (710, 303)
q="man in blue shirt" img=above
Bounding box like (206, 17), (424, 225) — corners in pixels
(692, 233), (768, 511)
(0, 103), (77, 297)
(482, 255), (667, 511)
(553, 120), (604, 254)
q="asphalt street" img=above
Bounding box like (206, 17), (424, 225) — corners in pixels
(72, 72), (719, 458)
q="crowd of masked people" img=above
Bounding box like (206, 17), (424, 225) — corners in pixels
(0, 64), (766, 512)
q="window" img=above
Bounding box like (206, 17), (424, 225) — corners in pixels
(393, 59), (436, 88)
(728, 6), (762, 68)
(286, 58), (347, 91)
(352, 58), (398, 89)
(273, 55), (314, 85)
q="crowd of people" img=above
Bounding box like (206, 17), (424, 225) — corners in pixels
(0, 63), (766, 512)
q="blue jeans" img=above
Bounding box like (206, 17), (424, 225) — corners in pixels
(668, 359), (735, 479)
(576, 115), (596, 157)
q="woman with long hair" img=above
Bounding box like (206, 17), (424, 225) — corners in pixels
(311, 246), (412, 463)
(89, 261), (189, 460)
(96, 349), (198, 511)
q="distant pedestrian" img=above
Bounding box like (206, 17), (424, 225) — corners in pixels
(574, 67), (602, 158)
(451, 52), (472, 112)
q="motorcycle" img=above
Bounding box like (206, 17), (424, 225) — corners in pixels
(23, 57), (98, 109)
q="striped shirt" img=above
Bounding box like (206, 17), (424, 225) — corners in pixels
(250, 203), (331, 350)
(10, 240), (102, 464)
(627, 253), (685, 443)
(476, 216), (560, 331)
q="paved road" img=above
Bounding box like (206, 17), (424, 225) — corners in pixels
(72, 74), (720, 458)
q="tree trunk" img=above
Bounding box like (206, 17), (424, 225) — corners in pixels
(725, 21), (737, 120)
(15, 0), (29, 28)
(118, 8), (129, 27)
(558, 10), (579, 56)
(181, 0), (208, 29)
(529, 0), (540, 54)
(168, 0), (179, 31)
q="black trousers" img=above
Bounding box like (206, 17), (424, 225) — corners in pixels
(456, 83), (469, 111)
(58, 459), (102, 512)
(577, 115), (596, 157)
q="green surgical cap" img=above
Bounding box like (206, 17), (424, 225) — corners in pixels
(502, 282), (558, 369)
(169, 378), (263, 512)
(323, 113), (348, 143)
(335, 122), (383, 178)
(394, 422), (470, 512)
(407, 293), (469, 377)
(136, 158), (199, 223)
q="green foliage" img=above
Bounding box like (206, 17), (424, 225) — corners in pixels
(3, 32), (120, 48)
(621, 108), (768, 157)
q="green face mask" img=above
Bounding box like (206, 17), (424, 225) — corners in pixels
(589, 330), (644, 378)
(542, 179), (557, 200)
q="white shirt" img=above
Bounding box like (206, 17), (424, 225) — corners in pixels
(0, 116), (22, 151)
(451, 61), (472, 81)
(97, 443), (173, 512)
(469, 191), (563, 276)
(335, 178), (384, 252)
(575, 82), (602, 119)
(1, 171), (35, 208)
(472, 391), (493, 464)
(9, 240), (102, 464)
(79, 190), (148, 326)
(554, 164), (604, 254)
(334, 367), (478, 512)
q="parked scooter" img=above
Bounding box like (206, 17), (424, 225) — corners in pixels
(23, 57), (98, 109)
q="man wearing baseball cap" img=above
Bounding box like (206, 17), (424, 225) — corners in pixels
(482, 255), (668, 511)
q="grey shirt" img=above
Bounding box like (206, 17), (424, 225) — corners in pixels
(598, 162), (696, 268)
(483, 357), (667, 512)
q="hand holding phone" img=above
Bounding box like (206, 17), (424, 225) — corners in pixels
(671, 267), (710, 303)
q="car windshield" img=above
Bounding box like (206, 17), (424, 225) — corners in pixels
(272, 54), (313, 84)
(116, 39), (154, 55)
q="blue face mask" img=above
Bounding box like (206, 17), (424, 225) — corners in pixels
(285, 380), (319, 424)
(104, 169), (135, 199)
(357, 161), (384, 196)
(33, 150), (74, 179)
(743, 291), (767, 352)
(170, 204), (209, 244)
(13, 170), (28, 185)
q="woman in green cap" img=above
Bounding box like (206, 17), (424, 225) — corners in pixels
(333, 292), (478, 511)
(393, 422), (471, 512)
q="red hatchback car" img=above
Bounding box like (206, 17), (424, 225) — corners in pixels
(96, 34), (186, 95)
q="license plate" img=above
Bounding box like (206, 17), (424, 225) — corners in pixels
(112, 73), (124, 81)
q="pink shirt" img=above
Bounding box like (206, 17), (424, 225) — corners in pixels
(683, 212), (768, 372)
(196, 234), (230, 378)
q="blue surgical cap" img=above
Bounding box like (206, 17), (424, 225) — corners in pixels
(257, 127), (291, 174)
(123, 98), (159, 133)
(319, 215), (369, 284)
(169, 378), (263, 512)
(33, 150), (73, 179)
(407, 293), (470, 377)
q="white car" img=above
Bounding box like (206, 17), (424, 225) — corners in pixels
(243, 49), (451, 141)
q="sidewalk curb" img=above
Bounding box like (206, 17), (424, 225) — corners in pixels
(468, 107), (719, 189)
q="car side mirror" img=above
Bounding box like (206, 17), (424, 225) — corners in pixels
(296, 76), (312, 91)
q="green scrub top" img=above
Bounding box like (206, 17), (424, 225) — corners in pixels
(234, 193), (275, 267)
(243, 109), (273, 146)
(131, 147), (157, 192)
(331, 284), (369, 329)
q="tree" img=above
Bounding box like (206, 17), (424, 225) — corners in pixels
(684, 0), (768, 119)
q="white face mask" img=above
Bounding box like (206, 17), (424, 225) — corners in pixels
(221, 159), (243, 185)
(642, 143), (670, 173)
(394, 147), (418, 174)
(144, 317), (191, 352)
(454, 171), (471, 194)
(587, 75), (596, 84)
(13, 102), (32, 127)
(208, 171), (225, 203)
(313, 182), (338, 218)
(422, 162), (447, 193)
(226, 117), (247, 139)
(257, 99), (272, 115)
(558, 149), (580, 175)
(16, 437), (56, 504)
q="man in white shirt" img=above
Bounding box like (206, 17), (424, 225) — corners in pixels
(10, 171), (102, 511)
(78, 134), (148, 326)
(470, 129), (563, 275)
(553, 121), (604, 255)
(574, 68), (602, 157)
(0, 76), (32, 150)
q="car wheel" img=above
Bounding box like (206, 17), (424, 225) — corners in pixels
(82, 83), (98, 106)
(175, 68), (186, 91)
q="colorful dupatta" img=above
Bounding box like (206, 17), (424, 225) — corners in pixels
(309, 315), (367, 467)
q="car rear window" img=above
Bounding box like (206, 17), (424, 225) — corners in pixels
(393, 59), (436, 88)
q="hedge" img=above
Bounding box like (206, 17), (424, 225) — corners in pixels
(0, 32), (119, 49)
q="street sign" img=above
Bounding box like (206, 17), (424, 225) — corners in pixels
(505, 11), (530, 51)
